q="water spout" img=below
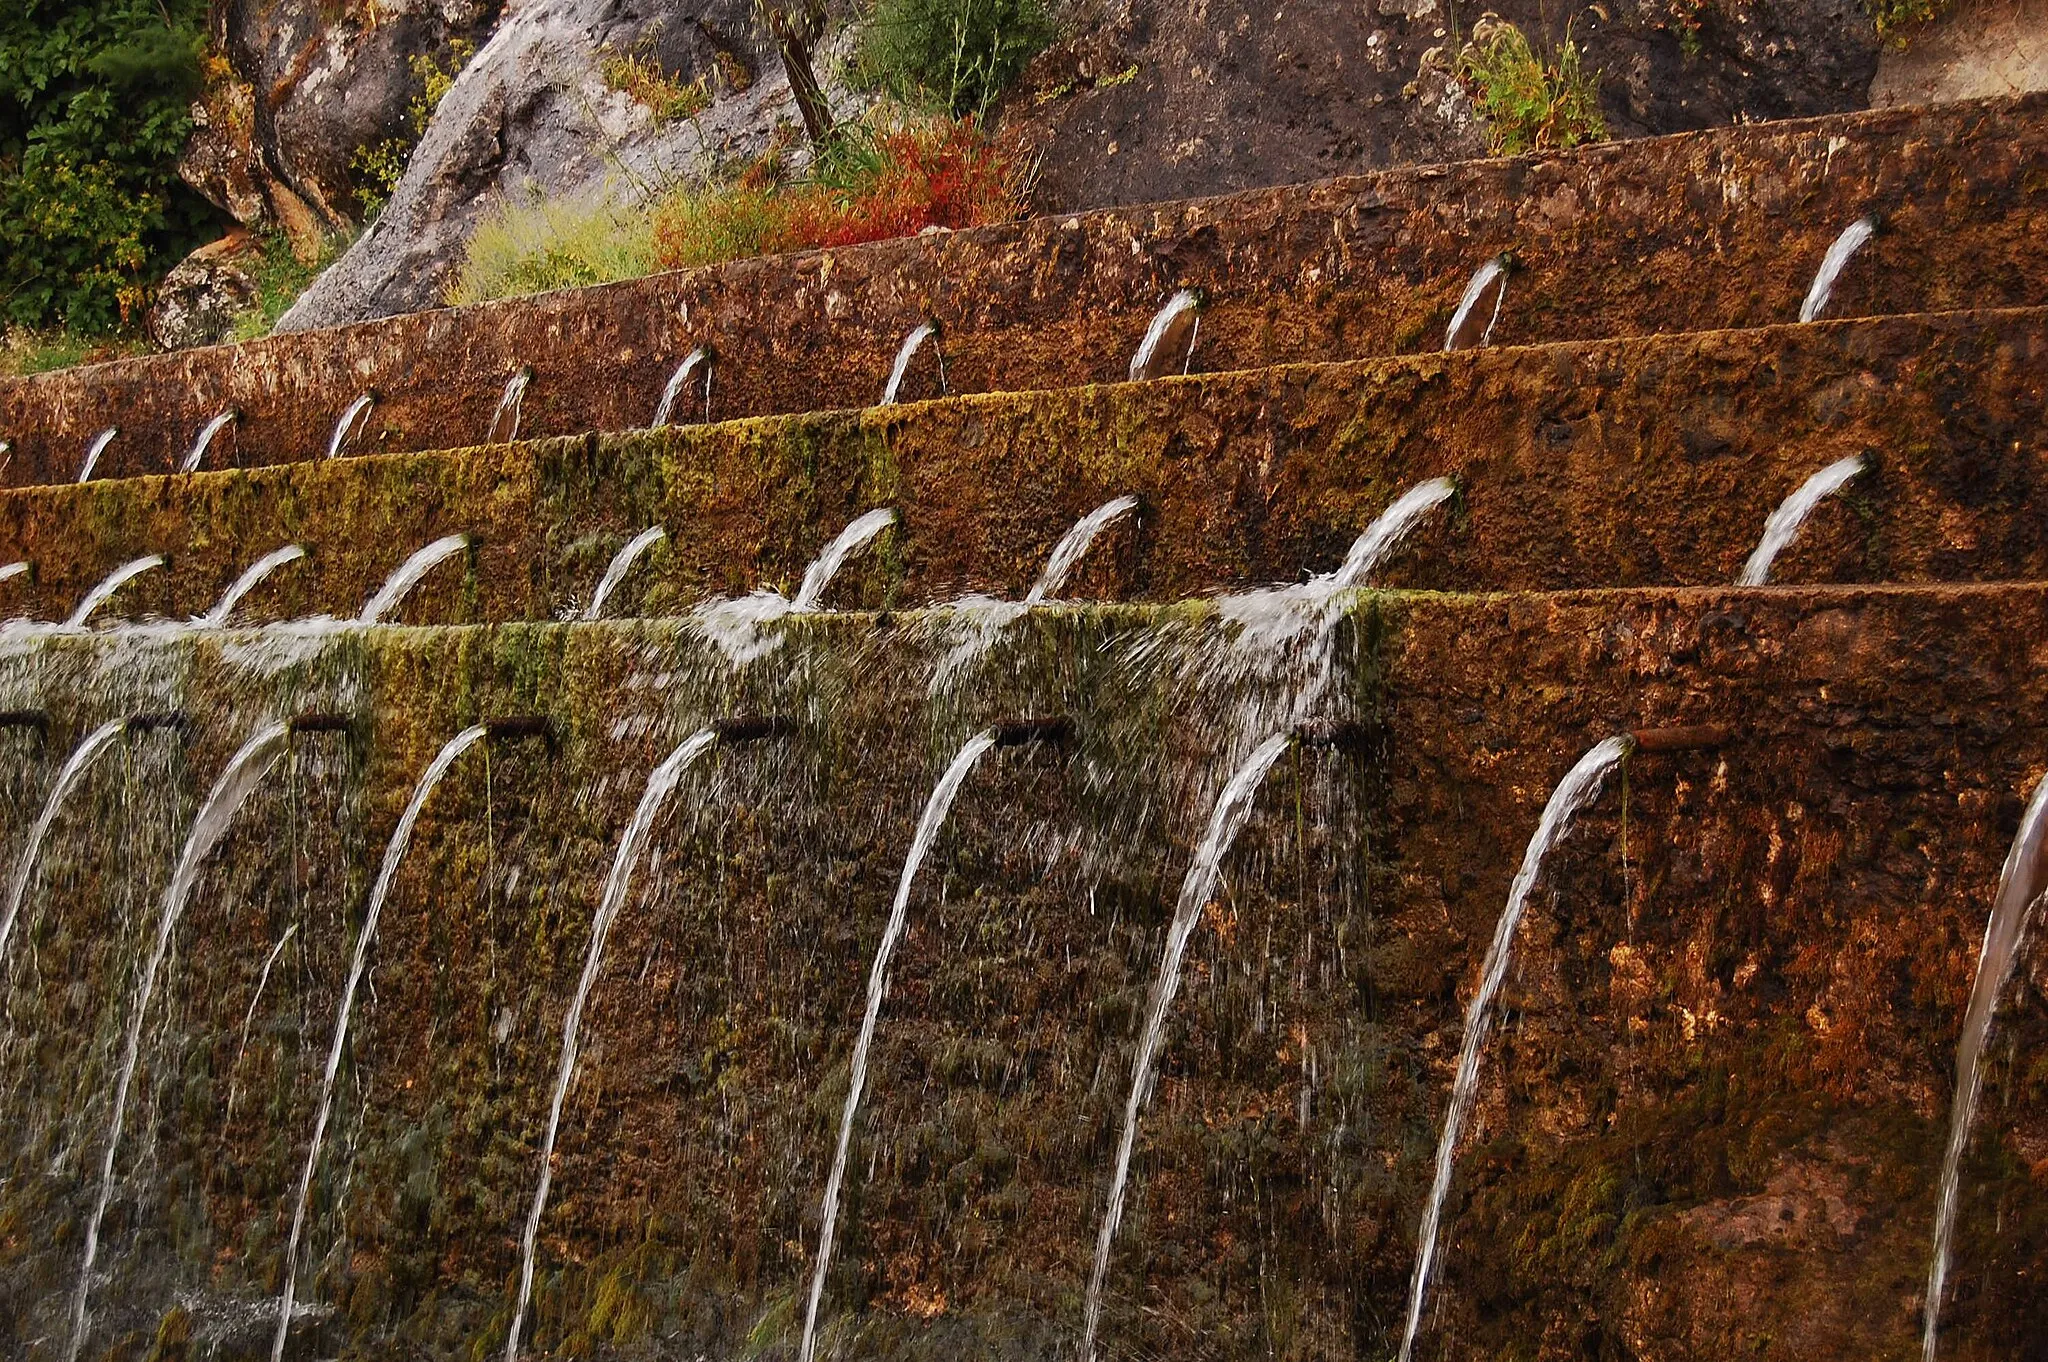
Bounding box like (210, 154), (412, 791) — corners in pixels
(0, 561), (28, 584)
(78, 427), (118, 483)
(798, 730), (1000, 1362)
(1129, 289), (1202, 382)
(1079, 731), (1292, 1362)
(327, 393), (375, 459)
(505, 729), (721, 1361)
(272, 724), (489, 1362)
(199, 544), (307, 627)
(1800, 216), (1877, 324)
(1735, 454), (1864, 586)
(68, 555), (166, 627)
(651, 347), (713, 427)
(488, 366), (534, 443)
(66, 722), (290, 1362)
(0, 718), (126, 970)
(181, 409), (240, 474)
(793, 508), (897, 613)
(1445, 255), (1509, 351)
(1921, 768), (2048, 1362)
(359, 533), (469, 623)
(584, 526), (667, 620)
(1027, 496), (1140, 604)
(881, 323), (944, 405)
(1395, 734), (1632, 1362)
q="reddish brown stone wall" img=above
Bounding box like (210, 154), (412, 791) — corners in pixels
(0, 95), (2040, 490)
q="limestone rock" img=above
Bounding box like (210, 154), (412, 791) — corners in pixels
(1871, 0), (2048, 106)
(146, 239), (261, 351)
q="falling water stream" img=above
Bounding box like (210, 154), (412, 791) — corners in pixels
(359, 534), (469, 623)
(199, 544), (307, 627)
(793, 508), (898, 612)
(1445, 256), (1509, 351)
(327, 394), (375, 459)
(1800, 216), (1877, 323)
(797, 730), (999, 1362)
(1394, 734), (1632, 1362)
(272, 724), (490, 1362)
(77, 428), (118, 483)
(0, 561), (27, 584)
(182, 410), (239, 474)
(1129, 290), (1201, 382)
(651, 348), (712, 427)
(881, 324), (943, 405)
(66, 721), (292, 1362)
(1736, 454), (1865, 586)
(1080, 731), (1294, 1362)
(583, 526), (667, 621)
(0, 718), (126, 968)
(697, 509), (897, 664)
(68, 555), (165, 627)
(505, 728), (720, 1360)
(1027, 496), (1141, 604)
(1920, 769), (2048, 1362)
(488, 367), (534, 443)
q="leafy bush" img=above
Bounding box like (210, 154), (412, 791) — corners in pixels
(600, 46), (713, 121)
(350, 41), (474, 219)
(0, 0), (217, 332)
(855, 0), (1059, 115)
(1869, 0), (1954, 46)
(1458, 22), (1606, 156)
(446, 192), (660, 306)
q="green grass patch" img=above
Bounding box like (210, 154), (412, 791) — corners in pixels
(1458, 21), (1606, 155)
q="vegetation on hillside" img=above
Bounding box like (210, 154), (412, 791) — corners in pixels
(0, 0), (218, 333)
(350, 41), (475, 220)
(1869, 0), (1955, 47)
(853, 0), (1059, 115)
(1457, 21), (1606, 155)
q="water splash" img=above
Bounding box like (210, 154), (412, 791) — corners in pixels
(1129, 289), (1202, 382)
(1078, 731), (1291, 1361)
(1395, 734), (1632, 1362)
(0, 718), (126, 969)
(1735, 454), (1864, 586)
(488, 366), (534, 443)
(584, 526), (666, 621)
(505, 729), (719, 1360)
(1921, 769), (2048, 1362)
(1445, 256), (1509, 351)
(359, 533), (469, 623)
(694, 509), (896, 665)
(1027, 495), (1140, 604)
(78, 428), (118, 483)
(272, 724), (489, 1362)
(181, 409), (239, 474)
(199, 544), (307, 627)
(880, 323), (944, 405)
(327, 394), (375, 459)
(798, 731), (999, 1362)
(68, 555), (166, 627)
(651, 348), (713, 427)
(1800, 215), (1877, 324)
(67, 722), (291, 1362)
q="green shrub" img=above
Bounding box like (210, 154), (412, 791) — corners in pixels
(446, 191), (660, 306)
(349, 41), (474, 220)
(854, 0), (1059, 115)
(0, 0), (217, 332)
(1458, 22), (1606, 156)
(1870, 0), (1955, 46)
(600, 46), (713, 121)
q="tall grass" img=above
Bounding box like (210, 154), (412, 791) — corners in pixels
(1458, 22), (1606, 155)
(446, 191), (659, 307)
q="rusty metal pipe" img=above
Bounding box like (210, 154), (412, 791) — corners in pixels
(1294, 719), (1376, 752)
(992, 716), (1073, 748)
(712, 715), (794, 743)
(126, 712), (190, 736)
(484, 715), (559, 754)
(288, 712), (355, 736)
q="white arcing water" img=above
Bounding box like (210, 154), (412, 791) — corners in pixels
(181, 409), (239, 474)
(651, 348), (712, 427)
(881, 323), (942, 405)
(68, 554), (166, 627)
(272, 724), (489, 1362)
(1129, 289), (1201, 382)
(359, 533), (470, 623)
(1079, 731), (1293, 1362)
(1799, 216), (1877, 324)
(1395, 734), (1632, 1362)
(0, 561), (27, 584)
(77, 427), (118, 483)
(1921, 769), (2048, 1362)
(327, 394), (375, 459)
(0, 718), (126, 969)
(792, 508), (897, 613)
(1735, 454), (1865, 586)
(584, 526), (667, 621)
(1026, 495), (1140, 604)
(1444, 255), (1509, 351)
(798, 730), (998, 1362)
(66, 721), (291, 1362)
(696, 508), (898, 665)
(488, 366), (534, 443)
(505, 728), (719, 1360)
(199, 544), (307, 627)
